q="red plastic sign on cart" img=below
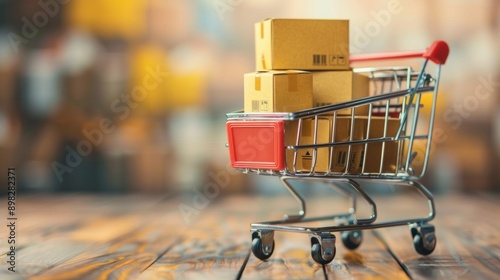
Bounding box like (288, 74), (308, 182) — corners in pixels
(226, 120), (285, 170)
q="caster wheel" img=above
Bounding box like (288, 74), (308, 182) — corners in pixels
(310, 234), (336, 265)
(341, 230), (363, 250)
(251, 237), (274, 260)
(413, 233), (436, 255)
(311, 243), (335, 265)
(411, 224), (436, 256)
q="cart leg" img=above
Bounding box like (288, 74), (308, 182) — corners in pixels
(341, 179), (378, 225)
(261, 177), (377, 225)
(333, 179), (376, 250)
(327, 181), (363, 250)
(281, 177), (306, 222)
(327, 181), (356, 217)
(405, 180), (437, 255)
(406, 180), (436, 221)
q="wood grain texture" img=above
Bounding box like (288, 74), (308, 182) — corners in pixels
(241, 192), (410, 280)
(240, 194), (343, 280)
(29, 196), (182, 280)
(137, 196), (257, 280)
(0, 194), (174, 279)
(0, 195), (147, 278)
(0, 192), (498, 279)
(325, 231), (410, 279)
(374, 194), (500, 280)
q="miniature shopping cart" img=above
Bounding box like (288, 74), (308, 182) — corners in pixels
(226, 41), (449, 264)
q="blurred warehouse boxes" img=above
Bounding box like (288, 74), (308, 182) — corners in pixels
(67, 0), (147, 39)
(130, 44), (207, 114)
(255, 19), (349, 71)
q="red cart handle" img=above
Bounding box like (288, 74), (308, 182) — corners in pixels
(350, 40), (449, 65)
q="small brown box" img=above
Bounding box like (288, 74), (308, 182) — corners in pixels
(286, 116), (366, 173)
(362, 117), (401, 173)
(255, 19), (349, 71)
(244, 70), (313, 113)
(312, 71), (370, 115)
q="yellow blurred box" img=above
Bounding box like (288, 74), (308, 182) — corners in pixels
(244, 70), (313, 113)
(130, 44), (207, 114)
(255, 19), (350, 71)
(312, 71), (370, 115)
(67, 0), (146, 39)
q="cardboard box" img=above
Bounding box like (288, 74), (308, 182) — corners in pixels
(312, 71), (370, 115)
(362, 117), (401, 173)
(286, 116), (366, 173)
(255, 19), (349, 71)
(244, 70), (313, 113)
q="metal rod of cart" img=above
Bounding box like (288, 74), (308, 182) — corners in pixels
(226, 41), (449, 264)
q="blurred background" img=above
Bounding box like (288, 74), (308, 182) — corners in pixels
(0, 0), (498, 194)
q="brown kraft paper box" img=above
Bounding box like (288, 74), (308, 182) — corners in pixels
(255, 19), (349, 71)
(362, 117), (401, 173)
(312, 71), (370, 115)
(244, 70), (313, 113)
(286, 116), (366, 173)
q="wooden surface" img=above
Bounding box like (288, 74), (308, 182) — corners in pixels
(1, 189), (499, 279)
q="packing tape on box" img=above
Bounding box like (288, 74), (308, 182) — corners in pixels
(259, 22), (267, 69)
(287, 71), (298, 92)
(254, 74), (261, 91)
(261, 54), (267, 69)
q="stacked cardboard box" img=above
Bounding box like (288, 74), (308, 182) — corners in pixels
(363, 117), (401, 173)
(283, 116), (402, 174)
(243, 18), (399, 174)
(255, 19), (350, 71)
(285, 116), (366, 173)
(245, 19), (352, 114)
(244, 70), (313, 113)
(312, 71), (370, 115)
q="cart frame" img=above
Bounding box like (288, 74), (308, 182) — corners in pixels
(226, 41), (449, 264)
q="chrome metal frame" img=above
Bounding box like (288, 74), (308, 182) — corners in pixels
(250, 177), (435, 234)
(228, 58), (443, 262)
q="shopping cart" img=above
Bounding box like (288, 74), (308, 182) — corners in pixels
(226, 41), (449, 264)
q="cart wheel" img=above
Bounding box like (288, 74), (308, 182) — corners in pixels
(413, 233), (436, 255)
(310, 234), (336, 265)
(411, 224), (436, 255)
(251, 237), (274, 260)
(311, 243), (335, 265)
(341, 230), (363, 250)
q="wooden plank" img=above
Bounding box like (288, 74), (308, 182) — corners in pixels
(0, 191), (498, 279)
(374, 194), (500, 280)
(0, 195), (163, 254)
(137, 195), (258, 280)
(0, 195), (177, 279)
(29, 223), (177, 279)
(324, 230), (410, 279)
(0, 195), (147, 278)
(28, 195), (184, 280)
